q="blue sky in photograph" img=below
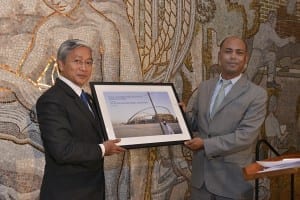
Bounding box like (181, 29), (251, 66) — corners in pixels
(103, 91), (176, 123)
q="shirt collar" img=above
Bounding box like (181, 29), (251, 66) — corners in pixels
(58, 74), (82, 97)
(218, 73), (242, 85)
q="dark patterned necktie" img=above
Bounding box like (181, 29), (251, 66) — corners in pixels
(80, 90), (94, 116)
(80, 90), (89, 108)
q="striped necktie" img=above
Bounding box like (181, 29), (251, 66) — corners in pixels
(80, 90), (90, 108)
(211, 79), (231, 117)
(80, 90), (94, 116)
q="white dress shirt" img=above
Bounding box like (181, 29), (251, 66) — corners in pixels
(209, 74), (242, 115)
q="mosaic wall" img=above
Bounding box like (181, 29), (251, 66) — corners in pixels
(0, 0), (299, 199)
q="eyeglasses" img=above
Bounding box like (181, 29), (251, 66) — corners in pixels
(72, 59), (93, 67)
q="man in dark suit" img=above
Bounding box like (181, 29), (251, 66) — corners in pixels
(36, 39), (125, 200)
(184, 36), (267, 199)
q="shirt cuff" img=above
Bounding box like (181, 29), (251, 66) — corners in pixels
(99, 144), (105, 157)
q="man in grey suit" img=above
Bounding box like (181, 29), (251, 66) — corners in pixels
(184, 36), (267, 200)
(36, 39), (125, 200)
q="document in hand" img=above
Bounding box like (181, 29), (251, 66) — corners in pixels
(257, 158), (300, 172)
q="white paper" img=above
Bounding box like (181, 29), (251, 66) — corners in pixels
(257, 158), (300, 173)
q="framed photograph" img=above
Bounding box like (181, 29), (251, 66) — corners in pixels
(90, 82), (192, 148)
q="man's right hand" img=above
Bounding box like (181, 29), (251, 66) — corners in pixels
(103, 139), (126, 156)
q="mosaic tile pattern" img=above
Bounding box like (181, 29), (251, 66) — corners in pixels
(0, 0), (299, 199)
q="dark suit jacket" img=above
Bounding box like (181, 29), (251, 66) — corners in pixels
(36, 78), (105, 200)
(190, 75), (267, 199)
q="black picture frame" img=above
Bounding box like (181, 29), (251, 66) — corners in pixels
(90, 82), (192, 149)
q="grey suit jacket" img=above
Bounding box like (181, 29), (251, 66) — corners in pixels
(190, 75), (267, 199)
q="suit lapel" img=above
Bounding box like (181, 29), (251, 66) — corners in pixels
(56, 79), (103, 136)
(213, 76), (249, 116)
(75, 98), (97, 123)
(206, 78), (219, 120)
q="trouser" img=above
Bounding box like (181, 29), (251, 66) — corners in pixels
(190, 184), (253, 200)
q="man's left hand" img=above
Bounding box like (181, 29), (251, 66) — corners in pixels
(184, 137), (204, 151)
(103, 139), (126, 156)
